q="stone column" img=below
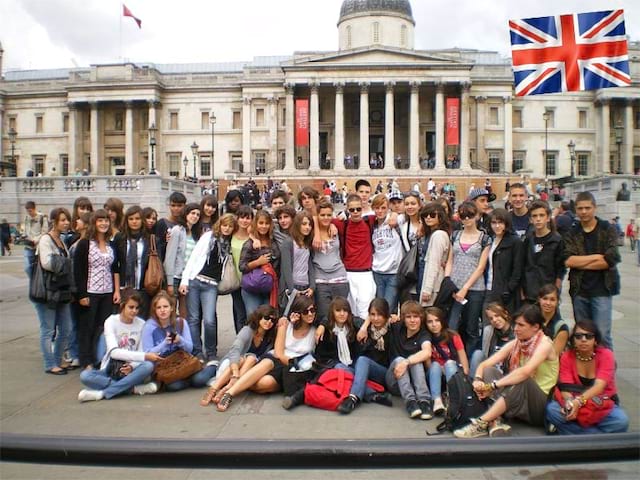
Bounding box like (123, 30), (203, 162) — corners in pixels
(309, 82), (320, 172)
(503, 95), (513, 174)
(623, 99), (634, 174)
(599, 99), (610, 174)
(459, 82), (470, 170)
(409, 81), (420, 170)
(125, 101), (134, 174)
(475, 96), (487, 170)
(435, 82), (445, 169)
(0, 106), (3, 167)
(67, 102), (82, 172)
(268, 96), (279, 173)
(359, 82), (370, 171)
(89, 101), (101, 175)
(334, 82), (345, 172)
(148, 100), (158, 173)
(242, 96), (251, 174)
(284, 83), (295, 172)
(383, 81), (395, 173)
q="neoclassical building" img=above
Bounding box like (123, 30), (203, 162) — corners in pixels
(1, 0), (639, 180)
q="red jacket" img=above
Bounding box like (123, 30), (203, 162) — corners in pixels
(332, 216), (375, 271)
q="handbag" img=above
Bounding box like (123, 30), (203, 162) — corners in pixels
(396, 242), (419, 289)
(217, 253), (240, 295)
(107, 359), (128, 380)
(241, 266), (273, 294)
(144, 234), (164, 296)
(553, 383), (616, 428)
(154, 349), (203, 385)
(29, 254), (49, 304)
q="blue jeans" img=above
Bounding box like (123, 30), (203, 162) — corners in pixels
(186, 278), (219, 358)
(545, 401), (629, 434)
(24, 248), (35, 284)
(428, 360), (459, 399)
(33, 302), (72, 371)
(315, 282), (350, 325)
(240, 288), (270, 319)
(80, 361), (155, 399)
(448, 290), (485, 356)
(385, 357), (430, 403)
(469, 350), (485, 379)
(350, 356), (388, 400)
(165, 366), (217, 391)
(572, 295), (613, 349)
(636, 240), (640, 265)
(231, 289), (247, 333)
(373, 272), (399, 314)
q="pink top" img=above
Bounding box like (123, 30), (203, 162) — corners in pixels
(558, 346), (617, 398)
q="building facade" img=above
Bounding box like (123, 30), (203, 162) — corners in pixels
(1, 0), (639, 180)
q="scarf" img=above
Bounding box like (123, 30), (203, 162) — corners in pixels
(126, 231), (143, 288)
(333, 325), (352, 366)
(370, 324), (388, 352)
(262, 262), (279, 309)
(508, 329), (545, 373)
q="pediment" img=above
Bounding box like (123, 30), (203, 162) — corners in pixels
(289, 47), (469, 67)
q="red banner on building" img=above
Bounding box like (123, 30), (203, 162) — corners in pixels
(295, 99), (309, 147)
(446, 98), (460, 146)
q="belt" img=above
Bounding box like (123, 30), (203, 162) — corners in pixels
(195, 275), (218, 286)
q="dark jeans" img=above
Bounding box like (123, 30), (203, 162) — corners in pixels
(77, 293), (113, 368)
(315, 282), (350, 324)
(448, 289), (485, 356)
(231, 289), (247, 333)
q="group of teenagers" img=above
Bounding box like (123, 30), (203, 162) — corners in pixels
(24, 177), (629, 438)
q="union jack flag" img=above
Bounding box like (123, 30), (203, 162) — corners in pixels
(509, 10), (630, 96)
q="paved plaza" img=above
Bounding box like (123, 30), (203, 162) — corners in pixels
(0, 244), (638, 477)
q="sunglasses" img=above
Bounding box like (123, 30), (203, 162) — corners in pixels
(459, 213), (476, 220)
(302, 307), (316, 314)
(573, 333), (596, 340)
(262, 316), (277, 322)
(348, 207), (363, 213)
(422, 212), (438, 219)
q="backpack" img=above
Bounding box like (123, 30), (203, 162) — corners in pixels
(303, 368), (384, 411)
(436, 371), (487, 432)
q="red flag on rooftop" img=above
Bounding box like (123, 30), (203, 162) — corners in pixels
(123, 4), (142, 29)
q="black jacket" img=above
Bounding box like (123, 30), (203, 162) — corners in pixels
(115, 233), (150, 290)
(521, 231), (566, 302)
(72, 238), (119, 301)
(486, 233), (524, 312)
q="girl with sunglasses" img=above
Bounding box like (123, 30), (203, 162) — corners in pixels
(418, 203), (451, 307)
(545, 320), (628, 434)
(216, 295), (317, 412)
(200, 304), (277, 406)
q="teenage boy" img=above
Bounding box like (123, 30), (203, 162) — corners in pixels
(564, 192), (620, 349)
(332, 194), (377, 321)
(23, 201), (49, 280)
(269, 190), (288, 217)
(468, 188), (495, 234)
(273, 205), (296, 248)
(355, 179), (374, 217)
(156, 192), (187, 262)
(388, 190), (405, 214)
(509, 183), (532, 239)
(385, 301), (433, 420)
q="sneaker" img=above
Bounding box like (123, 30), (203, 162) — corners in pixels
(337, 395), (359, 414)
(406, 400), (422, 419)
(453, 418), (489, 438)
(433, 397), (445, 416)
(419, 400), (433, 420)
(206, 358), (220, 367)
(489, 419), (512, 437)
(196, 354), (206, 364)
(78, 389), (104, 402)
(282, 388), (306, 410)
(365, 391), (393, 407)
(133, 381), (158, 396)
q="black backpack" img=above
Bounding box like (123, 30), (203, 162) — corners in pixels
(436, 371), (487, 432)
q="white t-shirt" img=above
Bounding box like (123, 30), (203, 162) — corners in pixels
(100, 314), (146, 369)
(372, 221), (404, 274)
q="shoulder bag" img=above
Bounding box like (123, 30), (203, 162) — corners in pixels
(217, 253), (240, 295)
(144, 234), (164, 296)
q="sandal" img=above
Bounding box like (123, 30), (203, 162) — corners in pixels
(213, 384), (231, 404)
(200, 387), (218, 407)
(216, 392), (233, 412)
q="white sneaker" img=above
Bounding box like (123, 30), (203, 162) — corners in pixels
(78, 389), (104, 402)
(133, 381), (158, 396)
(433, 396), (445, 416)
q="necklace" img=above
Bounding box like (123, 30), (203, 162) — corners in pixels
(576, 351), (595, 362)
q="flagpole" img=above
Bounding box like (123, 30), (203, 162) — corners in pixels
(119, 2), (123, 62)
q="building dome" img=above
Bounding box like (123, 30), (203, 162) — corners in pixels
(339, 0), (415, 26)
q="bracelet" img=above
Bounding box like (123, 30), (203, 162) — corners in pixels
(483, 382), (493, 392)
(474, 376), (483, 381)
(577, 395), (586, 407)
(491, 381), (498, 390)
(231, 375), (239, 379)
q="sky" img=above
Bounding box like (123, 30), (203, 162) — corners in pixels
(1, 0), (638, 71)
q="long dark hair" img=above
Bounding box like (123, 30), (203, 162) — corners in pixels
(327, 297), (355, 342)
(246, 304), (277, 345)
(178, 203), (203, 241)
(424, 306), (454, 343)
(71, 196), (93, 230)
(200, 195), (220, 225)
(123, 205), (147, 239)
(420, 202), (450, 236)
(87, 209), (113, 241)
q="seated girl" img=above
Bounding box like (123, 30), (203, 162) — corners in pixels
(216, 295), (317, 412)
(78, 290), (161, 402)
(545, 320), (628, 435)
(538, 284), (570, 356)
(313, 297), (359, 370)
(469, 302), (514, 378)
(424, 306), (469, 416)
(200, 304), (277, 406)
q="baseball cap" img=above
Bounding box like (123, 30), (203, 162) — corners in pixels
(388, 191), (404, 201)
(468, 188), (496, 203)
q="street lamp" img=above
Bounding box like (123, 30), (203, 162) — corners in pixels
(542, 111), (550, 177)
(614, 120), (623, 174)
(182, 155), (188, 180)
(148, 122), (157, 175)
(568, 139), (576, 180)
(8, 127), (17, 176)
(191, 141), (199, 181)
(209, 112), (216, 181)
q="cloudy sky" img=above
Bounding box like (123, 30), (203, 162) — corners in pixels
(1, 0), (638, 71)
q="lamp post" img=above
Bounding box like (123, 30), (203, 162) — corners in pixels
(191, 141), (199, 181)
(148, 122), (157, 175)
(209, 112), (216, 181)
(614, 120), (623, 174)
(542, 111), (549, 177)
(8, 127), (17, 177)
(182, 155), (188, 180)
(568, 139), (576, 181)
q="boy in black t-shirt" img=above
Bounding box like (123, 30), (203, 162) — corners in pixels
(156, 192), (187, 262)
(384, 301), (433, 420)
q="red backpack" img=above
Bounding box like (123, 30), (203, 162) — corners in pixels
(303, 368), (385, 411)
